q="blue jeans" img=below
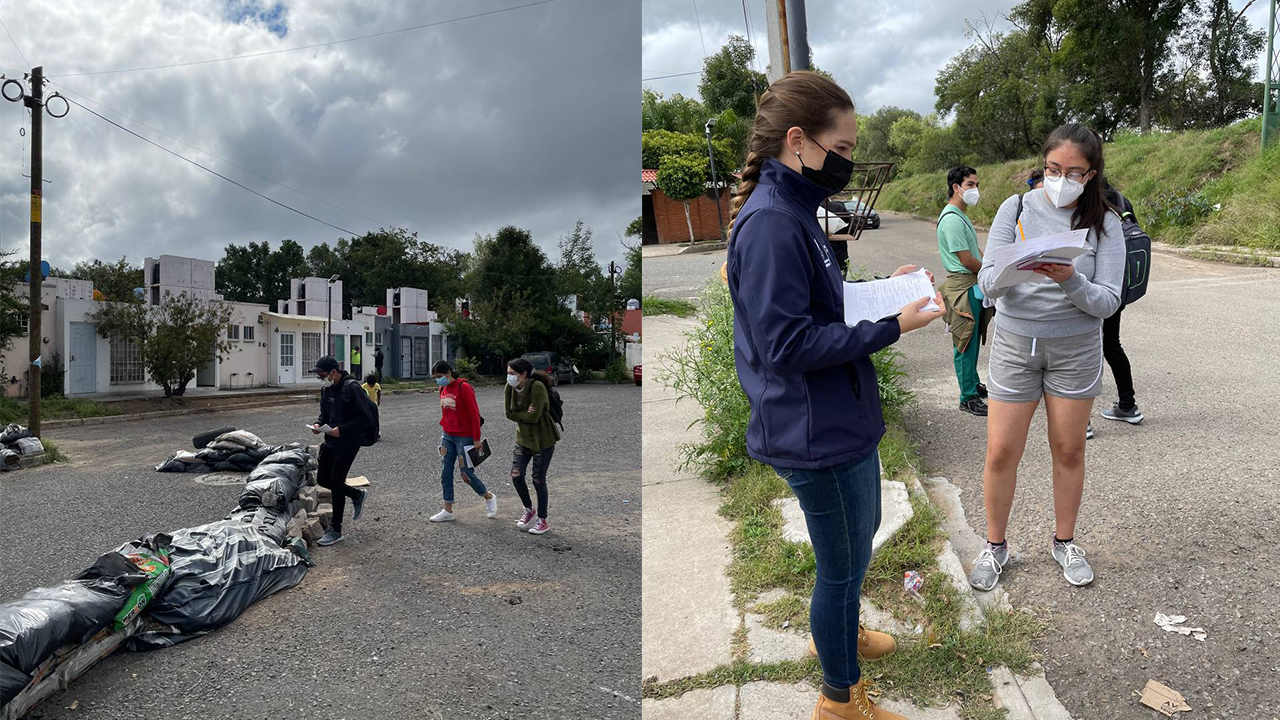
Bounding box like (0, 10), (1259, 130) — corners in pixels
(440, 434), (488, 503)
(774, 450), (882, 690)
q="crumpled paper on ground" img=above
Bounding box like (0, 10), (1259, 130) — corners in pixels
(1154, 612), (1206, 641)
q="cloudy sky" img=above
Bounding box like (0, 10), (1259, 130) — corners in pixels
(0, 0), (639, 273)
(643, 0), (1272, 117)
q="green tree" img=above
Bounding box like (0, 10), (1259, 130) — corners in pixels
(0, 254), (28, 357)
(888, 114), (967, 176)
(89, 293), (235, 397)
(699, 35), (767, 119)
(62, 258), (143, 303)
(1155, 0), (1265, 130)
(641, 130), (737, 175)
(657, 154), (710, 242)
(216, 240), (307, 305)
(642, 88), (707, 135)
(556, 220), (610, 318)
(618, 240), (642, 306)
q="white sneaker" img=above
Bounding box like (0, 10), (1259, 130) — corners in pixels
(485, 495), (498, 518)
(429, 509), (456, 523)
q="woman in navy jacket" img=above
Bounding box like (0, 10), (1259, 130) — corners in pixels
(726, 71), (944, 720)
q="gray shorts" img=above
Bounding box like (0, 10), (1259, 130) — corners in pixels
(986, 319), (1104, 403)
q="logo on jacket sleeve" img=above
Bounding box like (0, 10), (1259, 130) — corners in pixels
(811, 236), (833, 268)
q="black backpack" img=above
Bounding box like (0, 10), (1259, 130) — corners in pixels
(545, 382), (565, 430)
(1015, 192), (1150, 306)
(343, 377), (380, 446)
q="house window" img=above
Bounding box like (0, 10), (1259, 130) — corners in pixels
(301, 332), (322, 371)
(110, 336), (145, 384)
(243, 325), (255, 342)
(14, 312), (28, 334)
(227, 324), (240, 340)
(366, 331), (374, 345)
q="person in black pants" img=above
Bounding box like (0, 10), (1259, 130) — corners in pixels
(374, 345), (385, 382)
(1100, 180), (1144, 426)
(309, 356), (372, 546)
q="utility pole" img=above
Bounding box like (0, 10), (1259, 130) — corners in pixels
(705, 118), (725, 240)
(608, 261), (619, 367)
(2, 67), (65, 437)
(1263, 0), (1279, 148)
(785, 0), (810, 72)
(765, 0), (809, 83)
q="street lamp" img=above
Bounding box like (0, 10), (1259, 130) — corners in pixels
(327, 274), (339, 357)
(705, 117), (725, 240)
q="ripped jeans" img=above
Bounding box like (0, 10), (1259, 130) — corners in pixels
(510, 444), (555, 519)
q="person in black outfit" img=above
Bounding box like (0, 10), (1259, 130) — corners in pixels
(309, 356), (372, 546)
(1099, 179), (1143, 425)
(373, 345), (385, 382)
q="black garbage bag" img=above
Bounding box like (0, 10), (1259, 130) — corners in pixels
(0, 423), (30, 445)
(0, 562), (138, 704)
(226, 452), (256, 467)
(155, 456), (188, 473)
(212, 461), (241, 472)
(194, 447), (230, 464)
(238, 461), (304, 513)
(260, 449), (308, 467)
(124, 516), (306, 650)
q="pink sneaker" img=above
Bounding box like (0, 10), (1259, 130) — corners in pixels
(516, 508), (536, 529)
(528, 518), (550, 535)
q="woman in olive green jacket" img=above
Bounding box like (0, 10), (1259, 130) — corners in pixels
(505, 357), (561, 535)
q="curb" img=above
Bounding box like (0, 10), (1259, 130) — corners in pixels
(679, 241), (729, 255)
(44, 396), (315, 429)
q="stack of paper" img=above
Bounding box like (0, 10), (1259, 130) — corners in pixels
(985, 229), (1090, 290)
(843, 269), (938, 326)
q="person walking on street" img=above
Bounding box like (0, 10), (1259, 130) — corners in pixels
(309, 356), (373, 547)
(725, 70), (945, 720)
(1099, 178), (1145, 427)
(426, 361), (497, 522)
(938, 165), (993, 417)
(970, 124), (1125, 592)
(374, 345), (385, 382)
(362, 373), (381, 405)
(505, 358), (560, 536)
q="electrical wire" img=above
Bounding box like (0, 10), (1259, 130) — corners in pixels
(0, 14), (29, 68)
(691, 0), (708, 58)
(642, 70), (701, 81)
(49, 0), (564, 78)
(64, 96), (361, 237)
(49, 80), (391, 227)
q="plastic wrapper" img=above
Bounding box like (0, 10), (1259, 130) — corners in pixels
(0, 450), (19, 471)
(13, 438), (42, 456)
(238, 460), (304, 513)
(214, 430), (266, 451)
(0, 424), (30, 445)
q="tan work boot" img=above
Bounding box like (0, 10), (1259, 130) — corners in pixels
(807, 626), (897, 661)
(812, 678), (907, 720)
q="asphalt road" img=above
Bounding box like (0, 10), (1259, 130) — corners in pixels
(1, 383), (641, 720)
(645, 211), (1280, 718)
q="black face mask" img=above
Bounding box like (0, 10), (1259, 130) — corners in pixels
(798, 136), (854, 195)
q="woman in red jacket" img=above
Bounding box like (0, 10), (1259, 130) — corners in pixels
(426, 361), (496, 522)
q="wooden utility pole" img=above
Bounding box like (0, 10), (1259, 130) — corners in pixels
(26, 66), (43, 437)
(766, 0), (809, 82)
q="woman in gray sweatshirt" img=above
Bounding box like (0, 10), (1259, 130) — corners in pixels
(969, 124), (1125, 592)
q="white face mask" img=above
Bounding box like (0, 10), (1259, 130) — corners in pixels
(962, 188), (980, 207)
(1044, 175), (1085, 208)
(506, 374), (520, 388)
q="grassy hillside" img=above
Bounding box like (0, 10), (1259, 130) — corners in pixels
(877, 117), (1280, 252)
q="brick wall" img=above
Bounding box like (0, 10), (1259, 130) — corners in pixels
(651, 188), (730, 243)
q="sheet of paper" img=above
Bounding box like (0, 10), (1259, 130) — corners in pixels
(305, 423), (334, 433)
(985, 229), (1090, 290)
(843, 269), (938, 327)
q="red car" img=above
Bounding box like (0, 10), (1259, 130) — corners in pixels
(633, 363), (642, 386)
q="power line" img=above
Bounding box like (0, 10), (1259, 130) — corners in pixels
(0, 14), (29, 68)
(49, 80), (392, 227)
(49, 0), (565, 78)
(691, 0), (708, 58)
(64, 96), (361, 237)
(642, 71), (701, 81)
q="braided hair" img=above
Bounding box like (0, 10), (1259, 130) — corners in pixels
(727, 71), (855, 236)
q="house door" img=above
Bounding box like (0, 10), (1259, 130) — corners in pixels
(69, 322), (97, 394)
(400, 337), (412, 378)
(333, 335), (346, 371)
(279, 332), (296, 384)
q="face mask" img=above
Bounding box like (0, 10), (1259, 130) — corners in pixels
(323, 373), (337, 387)
(1044, 175), (1086, 208)
(962, 188), (980, 207)
(506, 374), (520, 388)
(797, 136), (855, 196)
(436, 376), (450, 387)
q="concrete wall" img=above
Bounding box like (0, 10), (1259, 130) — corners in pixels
(387, 287), (430, 324)
(2, 282), (60, 398)
(56, 298), (113, 396)
(652, 188), (730, 243)
(263, 315), (326, 388)
(220, 302), (271, 389)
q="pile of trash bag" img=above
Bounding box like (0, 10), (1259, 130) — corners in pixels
(155, 429), (304, 474)
(0, 424), (43, 472)
(0, 535), (173, 707)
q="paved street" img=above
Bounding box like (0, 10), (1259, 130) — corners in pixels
(2, 384), (641, 720)
(644, 211), (1280, 718)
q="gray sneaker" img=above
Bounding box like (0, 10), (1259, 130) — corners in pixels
(969, 543), (1010, 591)
(352, 488), (369, 521)
(317, 529), (344, 547)
(1051, 540), (1094, 586)
(1101, 403), (1143, 424)
(1086, 422), (1094, 440)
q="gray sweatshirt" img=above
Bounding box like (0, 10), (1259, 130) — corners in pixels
(978, 188), (1125, 339)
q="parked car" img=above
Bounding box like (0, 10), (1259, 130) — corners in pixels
(633, 363), (642, 386)
(521, 351), (577, 385)
(835, 199), (881, 229)
(816, 199), (880, 231)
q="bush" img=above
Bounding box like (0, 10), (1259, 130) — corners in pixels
(453, 356), (481, 381)
(604, 358), (631, 384)
(661, 280), (916, 481)
(40, 354), (65, 399)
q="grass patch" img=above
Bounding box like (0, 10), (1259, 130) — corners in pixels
(643, 295), (697, 318)
(644, 659), (821, 701)
(879, 117), (1280, 252)
(720, 463), (816, 606)
(39, 439), (67, 464)
(0, 395), (122, 424)
(752, 592), (811, 633)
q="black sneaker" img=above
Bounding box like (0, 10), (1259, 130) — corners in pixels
(1101, 403), (1143, 424)
(976, 383), (988, 399)
(352, 488), (369, 521)
(960, 398), (988, 416)
(1086, 422), (1094, 440)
